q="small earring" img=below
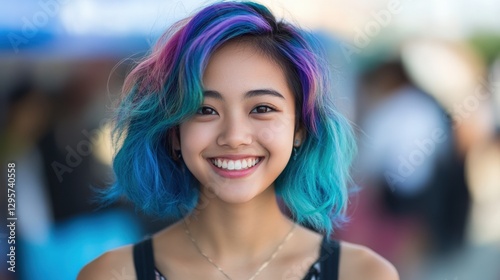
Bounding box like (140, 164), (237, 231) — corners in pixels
(293, 139), (300, 161)
(175, 150), (182, 160)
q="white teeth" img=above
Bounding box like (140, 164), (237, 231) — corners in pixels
(211, 158), (261, 170)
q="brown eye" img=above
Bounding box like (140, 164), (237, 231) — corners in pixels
(196, 106), (217, 115)
(251, 105), (274, 114)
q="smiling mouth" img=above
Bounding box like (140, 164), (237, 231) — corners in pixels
(210, 157), (263, 171)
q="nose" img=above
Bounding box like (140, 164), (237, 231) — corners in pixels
(216, 114), (253, 148)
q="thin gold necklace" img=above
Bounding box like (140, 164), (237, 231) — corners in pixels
(183, 220), (297, 280)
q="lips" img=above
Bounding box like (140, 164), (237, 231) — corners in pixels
(210, 157), (262, 171)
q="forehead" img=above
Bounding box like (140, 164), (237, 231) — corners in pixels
(202, 41), (293, 100)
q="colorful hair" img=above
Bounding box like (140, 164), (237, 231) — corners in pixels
(104, 1), (356, 235)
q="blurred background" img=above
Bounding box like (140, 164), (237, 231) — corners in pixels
(1, 0), (500, 279)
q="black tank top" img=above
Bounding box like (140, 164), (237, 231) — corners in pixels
(133, 236), (340, 280)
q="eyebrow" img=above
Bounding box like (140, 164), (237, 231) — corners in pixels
(203, 89), (285, 100)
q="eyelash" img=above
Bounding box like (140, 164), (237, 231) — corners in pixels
(196, 106), (217, 115)
(196, 105), (276, 115)
(251, 105), (275, 114)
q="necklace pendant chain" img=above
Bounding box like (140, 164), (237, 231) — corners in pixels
(184, 220), (297, 280)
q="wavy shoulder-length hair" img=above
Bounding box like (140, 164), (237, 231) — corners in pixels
(105, 1), (356, 235)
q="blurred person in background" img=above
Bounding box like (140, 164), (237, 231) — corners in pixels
(0, 63), (144, 280)
(336, 60), (470, 279)
(422, 54), (500, 280)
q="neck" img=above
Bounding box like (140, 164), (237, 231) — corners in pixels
(183, 186), (295, 259)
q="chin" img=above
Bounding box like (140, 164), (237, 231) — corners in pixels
(218, 194), (256, 205)
(203, 183), (267, 205)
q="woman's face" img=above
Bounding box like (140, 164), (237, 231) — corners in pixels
(178, 41), (303, 204)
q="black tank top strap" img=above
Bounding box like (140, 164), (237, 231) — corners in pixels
(319, 237), (341, 280)
(133, 238), (156, 280)
(132, 235), (339, 280)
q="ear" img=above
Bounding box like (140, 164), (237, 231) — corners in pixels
(293, 125), (306, 147)
(172, 126), (181, 151)
(168, 126), (181, 160)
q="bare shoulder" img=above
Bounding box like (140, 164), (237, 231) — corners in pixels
(77, 245), (136, 280)
(339, 241), (399, 280)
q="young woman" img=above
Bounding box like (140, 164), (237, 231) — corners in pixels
(78, 2), (398, 279)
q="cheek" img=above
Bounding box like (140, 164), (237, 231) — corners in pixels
(256, 114), (296, 146)
(257, 117), (295, 178)
(179, 123), (215, 152)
